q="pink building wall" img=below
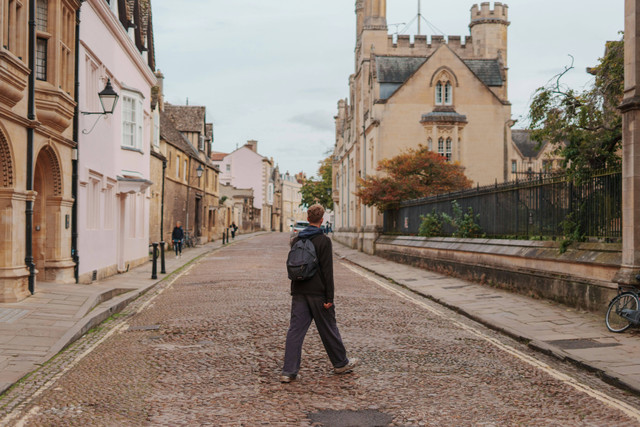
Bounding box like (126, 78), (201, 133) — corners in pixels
(217, 147), (266, 210)
(77, 0), (156, 282)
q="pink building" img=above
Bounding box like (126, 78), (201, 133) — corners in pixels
(212, 140), (275, 230)
(77, 0), (157, 283)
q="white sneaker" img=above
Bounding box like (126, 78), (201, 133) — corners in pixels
(334, 358), (359, 374)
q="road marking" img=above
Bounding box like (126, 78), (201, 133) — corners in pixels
(3, 264), (196, 427)
(341, 262), (640, 422)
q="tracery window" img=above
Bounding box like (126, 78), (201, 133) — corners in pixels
(438, 138), (444, 157)
(445, 138), (452, 161)
(435, 73), (454, 106)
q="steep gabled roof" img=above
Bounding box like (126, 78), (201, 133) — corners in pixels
(512, 129), (547, 159)
(462, 59), (503, 87)
(160, 112), (200, 159)
(375, 51), (504, 101)
(163, 104), (206, 133)
(377, 57), (428, 83)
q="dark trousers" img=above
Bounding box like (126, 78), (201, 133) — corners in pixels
(282, 294), (348, 376)
(173, 240), (182, 255)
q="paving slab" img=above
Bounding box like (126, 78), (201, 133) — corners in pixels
(0, 232), (266, 395)
(334, 241), (640, 395)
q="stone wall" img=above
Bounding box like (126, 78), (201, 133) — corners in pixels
(374, 235), (621, 313)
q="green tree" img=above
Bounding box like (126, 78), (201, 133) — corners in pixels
(356, 145), (473, 211)
(300, 156), (333, 209)
(528, 38), (623, 180)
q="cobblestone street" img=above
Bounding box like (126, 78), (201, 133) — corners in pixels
(2, 233), (640, 426)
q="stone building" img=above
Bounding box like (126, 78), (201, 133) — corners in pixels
(219, 183), (256, 232)
(281, 172), (306, 230)
(76, 0), (157, 283)
(509, 130), (562, 180)
(153, 100), (221, 246)
(0, 0), (81, 301)
(333, 1), (514, 253)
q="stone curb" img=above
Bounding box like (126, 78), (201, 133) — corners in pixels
(337, 249), (640, 397)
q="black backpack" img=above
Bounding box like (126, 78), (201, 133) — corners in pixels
(286, 237), (319, 281)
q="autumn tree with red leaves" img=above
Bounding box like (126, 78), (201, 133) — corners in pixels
(356, 145), (473, 211)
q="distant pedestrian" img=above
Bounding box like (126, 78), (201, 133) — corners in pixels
(281, 204), (358, 383)
(172, 221), (184, 258)
(231, 222), (238, 239)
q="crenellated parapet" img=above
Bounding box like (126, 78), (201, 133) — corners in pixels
(385, 34), (473, 58)
(470, 2), (509, 27)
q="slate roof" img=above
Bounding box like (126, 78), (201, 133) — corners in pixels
(375, 55), (504, 101)
(463, 59), (503, 87)
(160, 112), (200, 159)
(421, 110), (468, 124)
(512, 129), (546, 159)
(376, 57), (428, 83)
(163, 104), (206, 133)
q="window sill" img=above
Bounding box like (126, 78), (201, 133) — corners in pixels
(121, 146), (144, 154)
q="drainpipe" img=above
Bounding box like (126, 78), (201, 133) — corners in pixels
(25, 0), (37, 294)
(72, 1), (84, 283)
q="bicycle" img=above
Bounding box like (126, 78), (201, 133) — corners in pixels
(184, 231), (199, 248)
(605, 284), (640, 333)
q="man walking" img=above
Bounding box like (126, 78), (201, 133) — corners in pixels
(281, 204), (358, 383)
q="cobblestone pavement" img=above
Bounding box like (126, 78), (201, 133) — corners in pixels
(2, 234), (640, 426)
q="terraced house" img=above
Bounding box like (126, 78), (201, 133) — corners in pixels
(76, 0), (157, 283)
(0, 0), (81, 301)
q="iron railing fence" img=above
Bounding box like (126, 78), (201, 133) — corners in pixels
(383, 169), (622, 240)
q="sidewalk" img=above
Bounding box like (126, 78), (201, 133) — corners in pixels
(0, 232), (263, 394)
(334, 242), (640, 394)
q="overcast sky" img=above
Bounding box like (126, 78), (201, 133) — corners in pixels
(153, 1), (624, 178)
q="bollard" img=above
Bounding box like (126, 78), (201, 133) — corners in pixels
(151, 242), (159, 280)
(160, 241), (166, 274)
(222, 232), (226, 244)
(226, 228), (230, 243)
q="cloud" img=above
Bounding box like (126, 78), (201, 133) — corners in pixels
(289, 111), (334, 132)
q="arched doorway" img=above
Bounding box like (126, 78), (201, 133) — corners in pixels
(33, 146), (62, 282)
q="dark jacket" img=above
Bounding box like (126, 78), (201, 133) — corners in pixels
(172, 226), (184, 242)
(290, 226), (335, 303)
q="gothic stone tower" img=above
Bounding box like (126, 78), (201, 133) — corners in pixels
(333, 2), (512, 253)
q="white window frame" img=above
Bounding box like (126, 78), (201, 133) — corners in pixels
(176, 155), (180, 178)
(121, 91), (143, 151)
(435, 82), (443, 105)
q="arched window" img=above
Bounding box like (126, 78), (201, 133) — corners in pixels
(427, 138), (433, 151)
(444, 82), (452, 105)
(435, 76), (453, 106)
(445, 138), (452, 161)
(438, 138), (444, 157)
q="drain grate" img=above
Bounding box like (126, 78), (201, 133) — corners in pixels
(546, 338), (621, 350)
(308, 409), (393, 427)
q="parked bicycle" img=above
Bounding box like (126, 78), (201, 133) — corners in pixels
(605, 283), (640, 333)
(183, 231), (200, 248)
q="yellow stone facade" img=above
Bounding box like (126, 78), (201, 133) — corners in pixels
(0, 0), (80, 301)
(333, 1), (514, 253)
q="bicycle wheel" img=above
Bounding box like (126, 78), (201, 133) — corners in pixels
(606, 292), (639, 333)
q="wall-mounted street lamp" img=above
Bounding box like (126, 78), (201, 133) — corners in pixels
(81, 79), (120, 134)
(196, 164), (204, 178)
